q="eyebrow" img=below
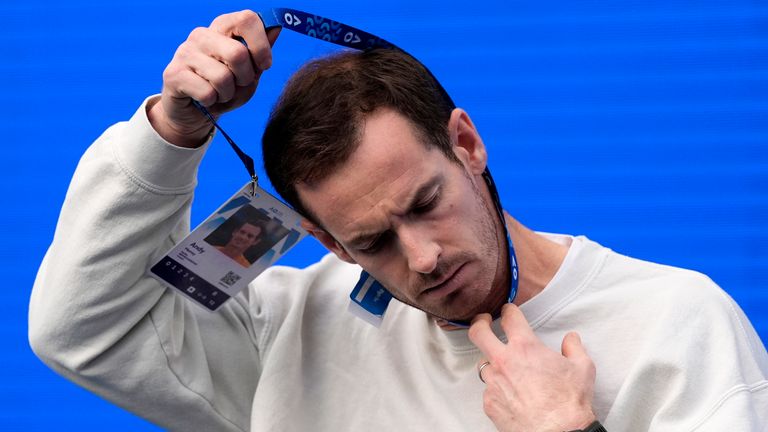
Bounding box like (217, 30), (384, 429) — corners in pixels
(345, 174), (443, 248)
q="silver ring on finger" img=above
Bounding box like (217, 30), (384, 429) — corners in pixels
(478, 361), (491, 384)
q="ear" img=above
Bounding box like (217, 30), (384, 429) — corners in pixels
(447, 108), (487, 176)
(300, 219), (357, 264)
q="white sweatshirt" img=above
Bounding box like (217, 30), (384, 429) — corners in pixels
(29, 98), (768, 431)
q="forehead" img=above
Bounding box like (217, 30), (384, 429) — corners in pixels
(238, 223), (260, 233)
(298, 108), (447, 236)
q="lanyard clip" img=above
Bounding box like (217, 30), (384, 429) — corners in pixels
(249, 174), (259, 196)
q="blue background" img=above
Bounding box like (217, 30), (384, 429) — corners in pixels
(2, 0), (766, 429)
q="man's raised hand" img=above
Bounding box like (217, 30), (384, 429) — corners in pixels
(148, 10), (281, 148)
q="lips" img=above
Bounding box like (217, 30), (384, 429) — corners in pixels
(420, 263), (466, 300)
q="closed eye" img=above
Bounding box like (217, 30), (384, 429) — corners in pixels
(413, 189), (441, 215)
(357, 232), (391, 254)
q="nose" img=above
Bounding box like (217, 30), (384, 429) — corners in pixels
(399, 226), (441, 274)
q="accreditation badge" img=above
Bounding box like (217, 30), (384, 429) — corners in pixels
(149, 182), (307, 311)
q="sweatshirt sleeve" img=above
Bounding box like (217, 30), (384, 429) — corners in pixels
(28, 96), (262, 432)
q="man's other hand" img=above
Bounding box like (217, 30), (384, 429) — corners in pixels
(468, 304), (597, 432)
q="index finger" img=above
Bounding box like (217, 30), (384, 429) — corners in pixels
(209, 10), (278, 71)
(468, 313), (505, 357)
(499, 303), (536, 341)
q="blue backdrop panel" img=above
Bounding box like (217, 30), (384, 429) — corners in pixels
(1, 0), (765, 429)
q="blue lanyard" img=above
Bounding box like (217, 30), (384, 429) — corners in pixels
(259, 8), (395, 50)
(191, 7), (518, 324)
(483, 167), (519, 307)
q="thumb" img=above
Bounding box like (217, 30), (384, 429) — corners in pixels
(562, 331), (597, 383)
(561, 331), (587, 360)
(266, 27), (282, 47)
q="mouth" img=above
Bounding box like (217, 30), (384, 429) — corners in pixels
(419, 263), (467, 301)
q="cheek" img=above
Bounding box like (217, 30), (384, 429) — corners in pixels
(437, 198), (476, 238)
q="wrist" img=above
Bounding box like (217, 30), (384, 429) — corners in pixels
(566, 420), (606, 432)
(147, 97), (212, 148)
(562, 408), (596, 431)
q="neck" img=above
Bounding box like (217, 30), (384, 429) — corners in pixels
(433, 214), (568, 331)
(220, 244), (245, 258)
(504, 214), (569, 305)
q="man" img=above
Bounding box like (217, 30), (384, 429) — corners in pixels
(214, 221), (263, 267)
(29, 10), (767, 432)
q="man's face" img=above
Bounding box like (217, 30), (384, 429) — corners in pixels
(229, 223), (262, 251)
(298, 108), (507, 321)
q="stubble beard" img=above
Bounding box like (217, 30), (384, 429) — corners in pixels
(398, 174), (507, 322)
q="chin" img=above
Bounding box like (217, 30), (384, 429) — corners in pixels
(433, 299), (484, 323)
(446, 292), (499, 322)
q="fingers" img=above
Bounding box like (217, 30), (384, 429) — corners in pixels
(152, 9), (278, 146)
(165, 10), (277, 107)
(177, 48), (238, 104)
(266, 27), (282, 47)
(477, 360), (492, 384)
(209, 10), (276, 71)
(470, 305), (535, 358)
(560, 332), (585, 359)
(215, 82), (257, 114)
(163, 67), (219, 107)
(152, 10), (279, 145)
(499, 303), (535, 342)
(187, 29), (256, 87)
(561, 331), (596, 378)
(468, 313), (504, 356)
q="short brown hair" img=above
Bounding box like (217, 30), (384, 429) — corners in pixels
(261, 48), (457, 221)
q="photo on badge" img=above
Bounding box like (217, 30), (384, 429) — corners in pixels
(203, 204), (291, 268)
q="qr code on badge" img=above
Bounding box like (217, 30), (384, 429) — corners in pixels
(220, 271), (241, 286)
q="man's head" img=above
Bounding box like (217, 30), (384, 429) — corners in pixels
(227, 222), (263, 253)
(262, 49), (509, 321)
(263, 48), (458, 219)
